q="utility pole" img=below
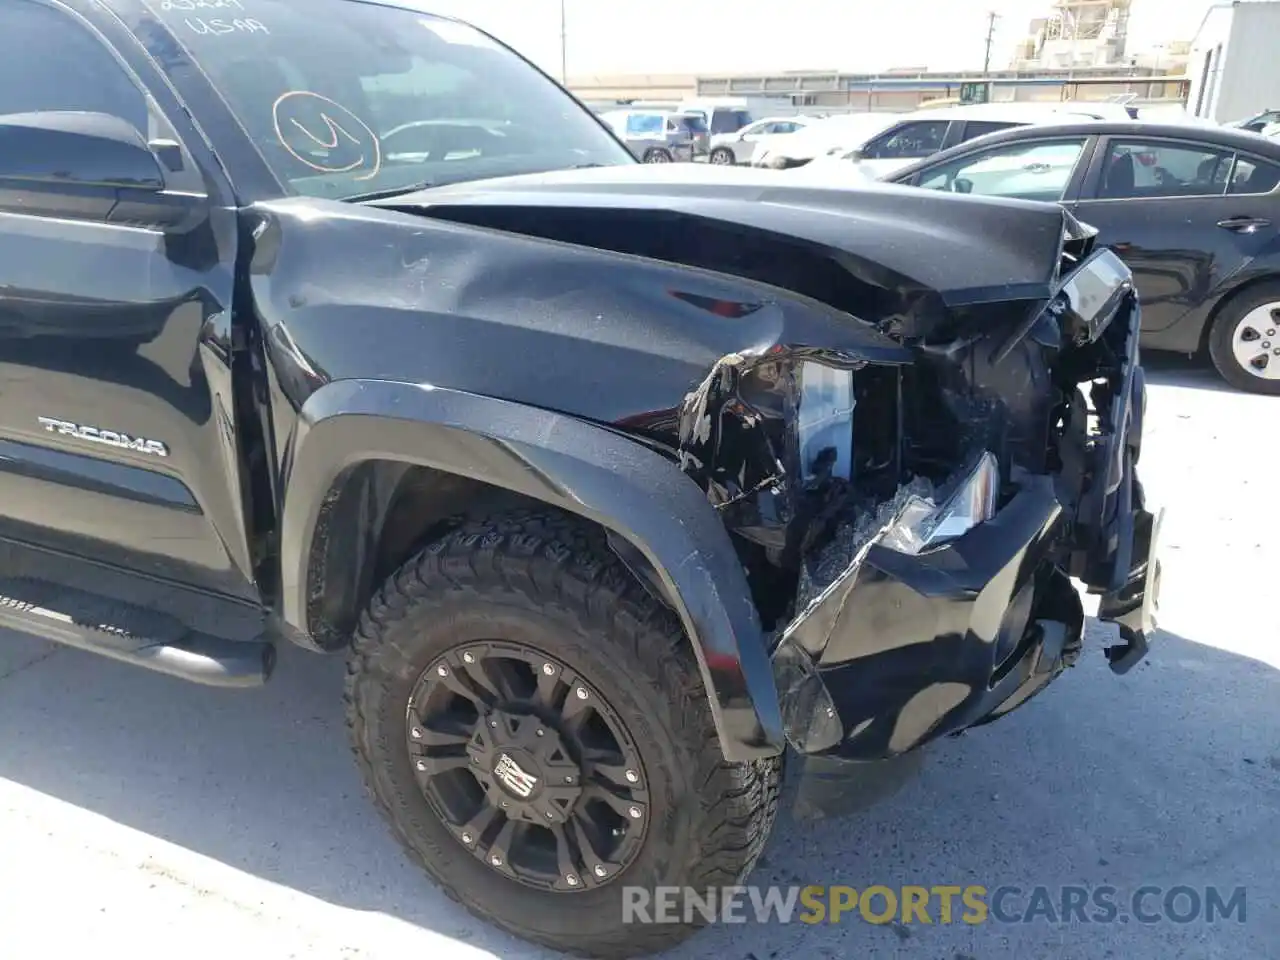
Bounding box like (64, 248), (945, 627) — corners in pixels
(982, 10), (1000, 76)
(559, 0), (568, 84)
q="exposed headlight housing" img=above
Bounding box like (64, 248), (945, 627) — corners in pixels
(881, 451), (1000, 555)
(795, 361), (855, 483)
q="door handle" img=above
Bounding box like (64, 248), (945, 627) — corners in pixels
(1216, 216), (1272, 233)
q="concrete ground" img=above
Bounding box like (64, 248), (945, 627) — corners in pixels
(1, 355), (1276, 960)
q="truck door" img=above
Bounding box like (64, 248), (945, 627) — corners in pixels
(0, 0), (260, 600)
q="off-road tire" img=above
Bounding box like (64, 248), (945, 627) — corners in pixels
(345, 510), (782, 958)
(642, 148), (673, 163)
(1206, 281), (1280, 395)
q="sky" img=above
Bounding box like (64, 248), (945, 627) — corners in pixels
(420, 0), (1218, 78)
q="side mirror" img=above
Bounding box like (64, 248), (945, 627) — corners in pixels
(845, 148), (865, 162)
(953, 177), (973, 194)
(0, 111), (165, 192)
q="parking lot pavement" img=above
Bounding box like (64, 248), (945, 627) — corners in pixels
(1, 355), (1277, 960)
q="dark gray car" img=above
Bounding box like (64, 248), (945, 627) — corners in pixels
(599, 108), (710, 162)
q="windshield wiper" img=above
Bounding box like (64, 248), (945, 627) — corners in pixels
(342, 181), (436, 203)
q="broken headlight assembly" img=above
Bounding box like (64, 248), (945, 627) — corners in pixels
(881, 451), (1000, 555)
(795, 361), (856, 483)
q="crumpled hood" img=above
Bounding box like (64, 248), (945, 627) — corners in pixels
(376, 163), (1084, 307)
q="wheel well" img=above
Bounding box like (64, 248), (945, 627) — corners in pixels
(1197, 275), (1280, 354)
(303, 462), (667, 651)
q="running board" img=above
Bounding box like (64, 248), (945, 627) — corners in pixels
(0, 577), (275, 687)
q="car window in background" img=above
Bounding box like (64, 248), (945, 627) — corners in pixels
(0, 0), (148, 132)
(137, 0), (633, 199)
(960, 120), (1022, 143)
(1098, 140), (1233, 199)
(673, 114), (709, 135)
(626, 113), (664, 137)
(863, 120), (949, 159)
(1229, 155), (1280, 194)
(711, 109), (752, 134)
(916, 138), (1088, 202)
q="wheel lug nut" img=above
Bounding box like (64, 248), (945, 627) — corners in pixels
(1264, 341), (1272, 349)
(461, 832), (474, 844)
(545, 811), (555, 819)
(628, 805), (642, 819)
(411, 727), (422, 739)
(594, 865), (608, 878)
(490, 854), (503, 867)
(536, 729), (545, 737)
(566, 874), (579, 887)
(575, 687), (589, 700)
(1269, 329), (1276, 336)
(625, 769), (639, 783)
(501, 801), (509, 808)
(436, 664), (449, 677)
(489, 720), (498, 728)
(565, 775), (574, 783)
(463, 651), (476, 664)
(416, 760), (427, 772)
(542, 663), (556, 675)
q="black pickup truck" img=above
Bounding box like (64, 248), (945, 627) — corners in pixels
(0, 0), (1162, 956)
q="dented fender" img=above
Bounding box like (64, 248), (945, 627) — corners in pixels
(276, 378), (787, 761)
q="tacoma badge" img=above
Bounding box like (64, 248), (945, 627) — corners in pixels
(37, 417), (169, 458)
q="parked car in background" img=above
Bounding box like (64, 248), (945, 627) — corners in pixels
(598, 108), (710, 163)
(1226, 108), (1280, 133)
(709, 115), (814, 165)
(882, 120), (1280, 394)
(677, 97), (755, 135)
(1262, 120), (1280, 140)
(795, 102), (1148, 179)
(752, 112), (904, 169)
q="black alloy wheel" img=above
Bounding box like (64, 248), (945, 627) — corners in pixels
(407, 641), (650, 892)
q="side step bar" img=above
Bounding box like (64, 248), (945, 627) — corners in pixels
(0, 577), (275, 687)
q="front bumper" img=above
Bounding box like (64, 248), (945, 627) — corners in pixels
(771, 476), (1085, 760)
(770, 252), (1162, 761)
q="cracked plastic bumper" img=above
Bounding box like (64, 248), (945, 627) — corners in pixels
(770, 475), (1089, 760)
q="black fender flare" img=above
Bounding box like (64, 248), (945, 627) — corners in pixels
(278, 378), (785, 762)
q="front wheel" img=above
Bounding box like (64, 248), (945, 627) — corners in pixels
(642, 148), (672, 163)
(345, 511), (781, 958)
(1207, 283), (1280, 395)
(708, 147), (735, 165)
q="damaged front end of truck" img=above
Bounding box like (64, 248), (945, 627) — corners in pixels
(668, 217), (1161, 764)
(317, 167), (1163, 767)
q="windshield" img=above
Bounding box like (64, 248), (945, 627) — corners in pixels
(139, 0), (634, 199)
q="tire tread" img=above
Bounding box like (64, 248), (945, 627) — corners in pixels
(344, 509), (781, 958)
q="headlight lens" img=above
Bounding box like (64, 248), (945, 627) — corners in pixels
(881, 451), (999, 555)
